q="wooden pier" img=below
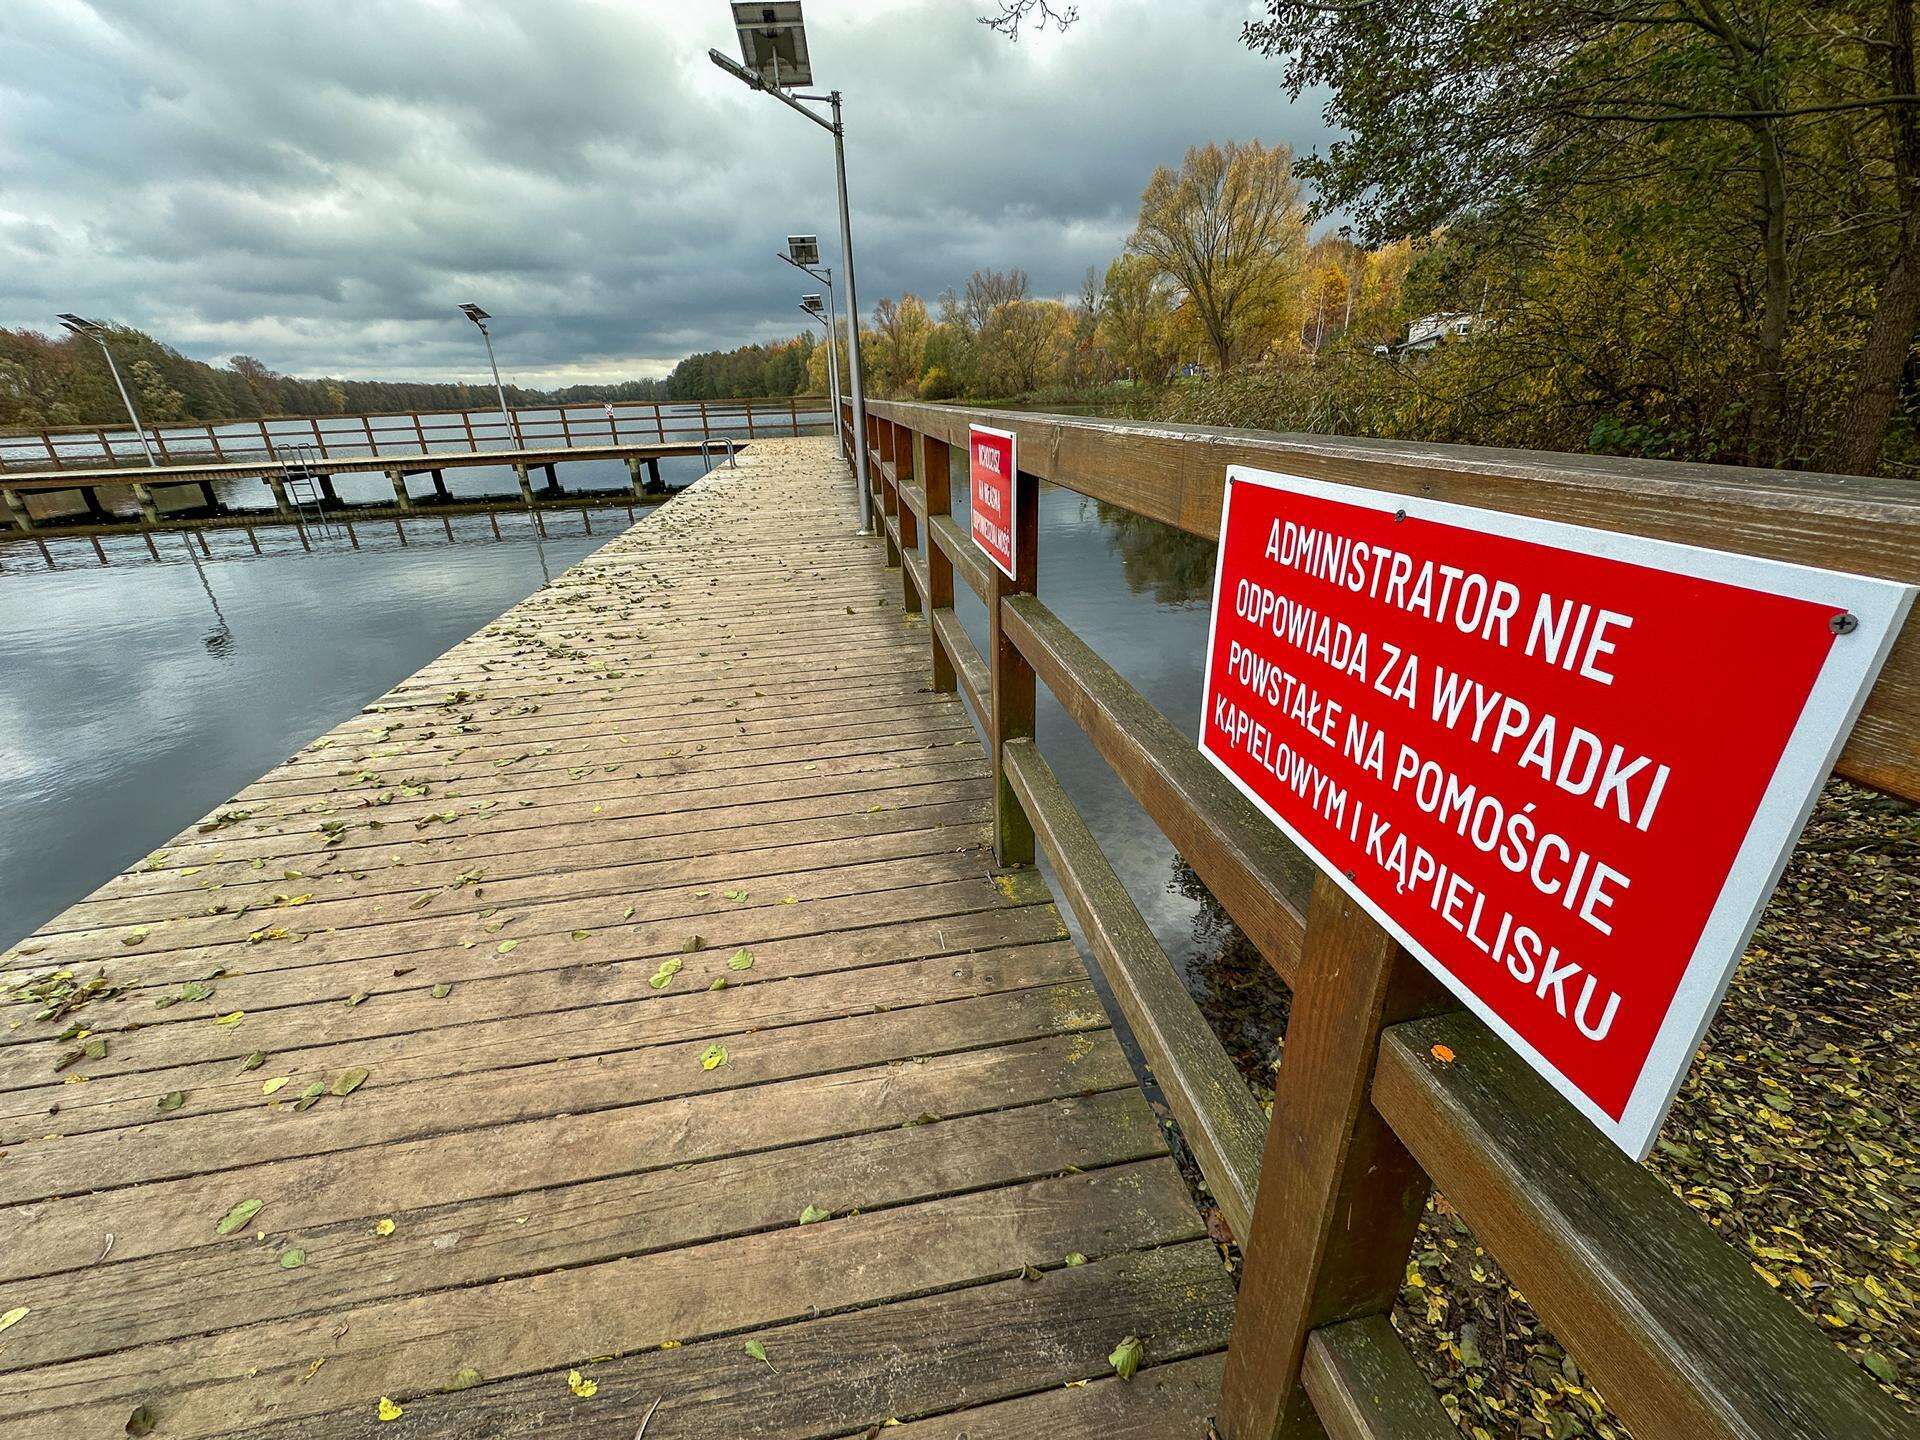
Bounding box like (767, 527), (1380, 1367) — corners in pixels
(0, 438), (1230, 1437)
(2, 441), (714, 532)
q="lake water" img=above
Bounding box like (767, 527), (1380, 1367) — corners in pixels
(0, 513), (617, 947)
(0, 457), (1285, 1076)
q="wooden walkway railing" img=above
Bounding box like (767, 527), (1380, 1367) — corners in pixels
(0, 396), (830, 472)
(843, 396), (1920, 1440)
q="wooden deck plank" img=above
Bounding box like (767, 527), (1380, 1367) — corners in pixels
(0, 440), (1228, 1436)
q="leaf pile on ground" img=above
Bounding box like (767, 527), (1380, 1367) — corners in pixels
(1176, 778), (1917, 1438)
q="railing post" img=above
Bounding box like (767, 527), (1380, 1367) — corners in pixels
(895, 422), (921, 614)
(920, 432), (956, 693)
(878, 421), (901, 568)
(655, 402), (666, 442)
(988, 457), (1038, 867)
(1217, 874), (1452, 1439)
(413, 412), (428, 450)
(790, 396), (799, 435)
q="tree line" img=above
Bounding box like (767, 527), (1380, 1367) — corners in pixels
(0, 325), (821, 431)
(855, 0), (1920, 478)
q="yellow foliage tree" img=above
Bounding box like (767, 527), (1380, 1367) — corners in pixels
(1127, 140), (1309, 370)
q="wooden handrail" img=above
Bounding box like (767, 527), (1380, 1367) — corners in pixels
(846, 395), (1919, 1440)
(869, 400), (1920, 803)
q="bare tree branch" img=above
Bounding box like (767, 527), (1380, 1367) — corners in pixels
(978, 1), (1079, 41)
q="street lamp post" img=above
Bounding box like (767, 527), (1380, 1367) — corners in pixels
(780, 237), (843, 459)
(710, 3), (872, 532)
(459, 304), (522, 448)
(798, 295), (842, 442)
(57, 315), (157, 467)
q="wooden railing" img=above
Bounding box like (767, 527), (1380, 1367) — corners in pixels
(842, 396), (1919, 1440)
(0, 396), (831, 472)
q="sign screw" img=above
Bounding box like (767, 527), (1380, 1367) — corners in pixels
(1392, 508), (1407, 524)
(1830, 612), (1859, 635)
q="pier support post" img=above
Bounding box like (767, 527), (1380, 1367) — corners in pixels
(431, 469), (450, 500)
(3, 488), (34, 532)
(131, 483), (161, 526)
(317, 474), (339, 505)
(80, 485), (111, 522)
(514, 463), (535, 505)
(627, 456), (645, 497)
(543, 462), (559, 494)
(266, 475), (294, 516)
(645, 457), (663, 493)
(387, 469), (413, 511)
(198, 480), (219, 513)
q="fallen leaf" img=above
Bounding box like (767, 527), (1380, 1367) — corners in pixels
(216, 1199), (263, 1235)
(294, 1081), (326, 1112)
(799, 1204), (829, 1224)
(1109, 1335), (1143, 1381)
(680, 934), (704, 953)
(498, 939), (520, 954)
(158, 1091), (184, 1112)
(567, 1368), (598, 1398)
(345, 992), (368, 1007)
(723, 888), (748, 902)
(449, 1365), (483, 1390)
(709, 977), (728, 991)
(1430, 1044), (1456, 1064)
(727, 949), (754, 971)
(376, 1396), (403, 1422)
(239, 1051), (266, 1073)
(431, 983), (452, 999)
(700, 1043), (728, 1071)
(745, 1338), (775, 1373)
(0, 1306), (26, 1334)
(375, 1218), (396, 1237)
(278, 1247), (307, 1270)
(262, 1077), (291, 1095)
(1064, 1253), (1086, 1267)
(214, 1011), (245, 1027)
(331, 1067), (370, 1096)
(125, 1402), (157, 1435)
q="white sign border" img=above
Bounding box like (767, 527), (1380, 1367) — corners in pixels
(967, 423), (1020, 582)
(1197, 463), (1916, 1159)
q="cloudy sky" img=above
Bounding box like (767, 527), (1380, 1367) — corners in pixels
(0, 1), (1335, 387)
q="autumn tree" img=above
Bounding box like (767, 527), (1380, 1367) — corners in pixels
(976, 298), (1072, 394)
(1099, 253), (1175, 382)
(1245, 0), (1920, 471)
(869, 294), (933, 397)
(1127, 140), (1308, 371)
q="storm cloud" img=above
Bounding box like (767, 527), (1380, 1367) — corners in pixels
(0, 1), (1335, 386)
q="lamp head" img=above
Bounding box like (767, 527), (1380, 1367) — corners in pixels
(458, 303), (491, 330)
(57, 313), (106, 337)
(801, 293), (825, 315)
(786, 234), (821, 267)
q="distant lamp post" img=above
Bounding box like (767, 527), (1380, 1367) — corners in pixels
(459, 303), (522, 448)
(798, 294), (840, 426)
(710, 2), (872, 532)
(781, 235), (844, 459)
(57, 314), (157, 467)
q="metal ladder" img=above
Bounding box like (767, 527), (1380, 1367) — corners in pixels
(274, 443), (332, 530)
(700, 435), (738, 471)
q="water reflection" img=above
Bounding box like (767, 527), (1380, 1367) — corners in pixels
(1096, 501), (1217, 606)
(0, 520), (613, 947)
